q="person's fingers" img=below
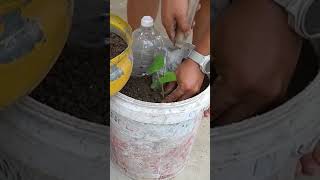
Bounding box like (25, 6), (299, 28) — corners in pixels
(170, 22), (177, 42)
(211, 77), (239, 121)
(175, 12), (191, 34)
(214, 99), (261, 126)
(296, 160), (303, 177)
(162, 86), (184, 103)
(164, 82), (177, 95)
(162, 14), (176, 41)
(164, 20), (176, 41)
(297, 143), (320, 178)
(300, 153), (319, 176)
(312, 143), (320, 165)
(192, 21), (196, 29)
(197, 3), (201, 12)
(177, 91), (194, 101)
(204, 107), (210, 117)
(214, 86), (284, 125)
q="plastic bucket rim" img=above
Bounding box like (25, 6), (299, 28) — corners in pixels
(110, 14), (132, 65)
(113, 84), (210, 108)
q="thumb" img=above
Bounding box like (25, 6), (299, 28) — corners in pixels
(162, 18), (176, 42)
(204, 106), (210, 117)
(164, 82), (177, 95)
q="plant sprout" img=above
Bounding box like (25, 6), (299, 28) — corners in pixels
(147, 54), (177, 97)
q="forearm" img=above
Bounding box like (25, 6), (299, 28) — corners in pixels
(193, 0), (210, 55)
(194, 27), (210, 56)
(212, 0), (302, 123)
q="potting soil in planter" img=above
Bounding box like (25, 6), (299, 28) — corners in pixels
(30, 44), (108, 125)
(110, 32), (127, 59)
(121, 76), (210, 103)
(110, 30), (210, 103)
(120, 76), (163, 102)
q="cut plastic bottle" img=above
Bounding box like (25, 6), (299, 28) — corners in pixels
(132, 16), (164, 76)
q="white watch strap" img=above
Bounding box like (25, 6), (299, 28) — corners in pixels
(188, 49), (210, 74)
(189, 50), (206, 65)
(273, 0), (317, 39)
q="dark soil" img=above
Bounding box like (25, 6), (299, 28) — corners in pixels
(121, 75), (210, 103)
(111, 30), (210, 103)
(30, 32), (127, 126)
(30, 45), (108, 125)
(120, 76), (163, 103)
(110, 32), (127, 59)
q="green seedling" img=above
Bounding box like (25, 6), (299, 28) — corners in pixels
(147, 54), (177, 97)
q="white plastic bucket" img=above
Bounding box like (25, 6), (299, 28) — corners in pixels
(110, 86), (210, 179)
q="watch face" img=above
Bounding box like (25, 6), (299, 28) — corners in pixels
(304, 0), (320, 38)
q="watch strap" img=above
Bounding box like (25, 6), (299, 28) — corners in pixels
(189, 49), (206, 66)
(188, 49), (210, 74)
(273, 0), (317, 39)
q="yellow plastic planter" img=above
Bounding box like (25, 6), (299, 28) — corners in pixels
(110, 14), (133, 96)
(0, 0), (73, 108)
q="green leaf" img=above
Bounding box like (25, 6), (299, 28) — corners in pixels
(159, 72), (177, 84)
(147, 54), (165, 75)
(151, 79), (161, 90)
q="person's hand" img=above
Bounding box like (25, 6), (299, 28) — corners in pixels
(162, 59), (204, 103)
(296, 143), (320, 177)
(161, 0), (192, 41)
(212, 0), (302, 125)
(204, 107), (210, 117)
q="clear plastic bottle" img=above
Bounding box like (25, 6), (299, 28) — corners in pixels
(132, 16), (164, 76)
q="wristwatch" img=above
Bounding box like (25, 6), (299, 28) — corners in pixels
(188, 49), (210, 75)
(273, 0), (320, 39)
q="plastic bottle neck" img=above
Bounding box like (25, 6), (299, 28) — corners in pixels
(140, 25), (154, 31)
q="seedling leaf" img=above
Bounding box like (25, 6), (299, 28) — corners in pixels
(147, 54), (165, 75)
(159, 72), (177, 84)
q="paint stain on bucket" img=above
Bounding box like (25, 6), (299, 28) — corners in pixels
(111, 118), (200, 179)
